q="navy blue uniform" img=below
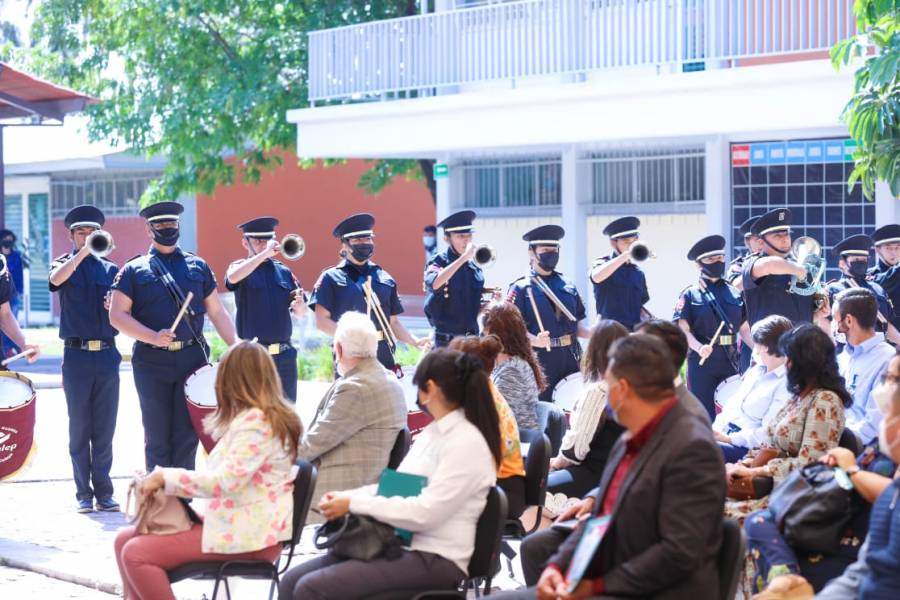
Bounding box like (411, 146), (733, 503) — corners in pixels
(112, 247), (216, 471)
(590, 254), (648, 330)
(508, 271), (586, 403)
(50, 252), (121, 502)
(673, 279), (744, 420)
(742, 255), (816, 327)
(869, 260), (900, 331)
(728, 253), (756, 372)
(826, 277), (895, 335)
(309, 260), (403, 370)
(424, 247), (484, 347)
(225, 259), (300, 401)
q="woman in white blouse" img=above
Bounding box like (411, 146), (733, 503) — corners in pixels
(543, 320), (629, 518)
(278, 348), (501, 599)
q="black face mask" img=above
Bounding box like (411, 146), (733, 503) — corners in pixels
(350, 243), (374, 262)
(700, 262), (726, 279)
(537, 251), (560, 271)
(152, 227), (180, 247)
(848, 260), (869, 280)
(0, 240), (13, 249)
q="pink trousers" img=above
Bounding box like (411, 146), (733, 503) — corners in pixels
(114, 524), (282, 600)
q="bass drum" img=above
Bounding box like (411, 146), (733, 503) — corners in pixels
(185, 363), (219, 453)
(714, 374), (742, 414)
(0, 371), (37, 480)
(552, 372), (584, 414)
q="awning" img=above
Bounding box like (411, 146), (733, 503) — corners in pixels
(0, 62), (94, 123)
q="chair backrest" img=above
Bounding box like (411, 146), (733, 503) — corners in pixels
(838, 428), (862, 456)
(718, 518), (746, 600)
(522, 433), (551, 507)
(289, 460), (318, 547)
(467, 486), (508, 579)
(388, 427), (412, 470)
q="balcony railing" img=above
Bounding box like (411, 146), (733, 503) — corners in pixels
(308, 0), (855, 102)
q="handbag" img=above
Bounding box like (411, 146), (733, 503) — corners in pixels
(727, 447), (779, 500)
(313, 514), (403, 561)
(126, 473), (198, 536)
(767, 463), (859, 555)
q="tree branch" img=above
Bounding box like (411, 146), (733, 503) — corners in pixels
(195, 14), (240, 65)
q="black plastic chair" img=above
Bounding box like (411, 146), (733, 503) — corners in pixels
(500, 431), (551, 578)
(167, 459), (318, 600)
(369, 485), (508, 600)
(388, 427), (412, 470)
(719, 518), (746, 600)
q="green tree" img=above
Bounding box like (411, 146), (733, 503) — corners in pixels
(21, 0), (435, 205)
(832, 0), (900, 199)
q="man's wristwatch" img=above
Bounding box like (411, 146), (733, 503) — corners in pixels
(845, 465), (861, 477)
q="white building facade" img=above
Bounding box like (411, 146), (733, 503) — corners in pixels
(289, 0), (900, 320)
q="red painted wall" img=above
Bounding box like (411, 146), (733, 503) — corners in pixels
(196, 158), (435, 297)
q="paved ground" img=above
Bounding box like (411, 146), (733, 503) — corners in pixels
(0, 369), (525, 597)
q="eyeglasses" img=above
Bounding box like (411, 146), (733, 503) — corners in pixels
(879, 371), (900, 385)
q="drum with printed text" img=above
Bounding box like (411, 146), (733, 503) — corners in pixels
(0, 371), (36, 480)
(184, 363), (219, 453)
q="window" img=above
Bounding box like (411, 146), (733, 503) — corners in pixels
(461, 156), (561, 209)
(584, 146), (704, 211)
(50, 172), (163, 218)
(730, 139), (870, 283)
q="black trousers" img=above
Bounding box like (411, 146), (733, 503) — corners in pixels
(272, 346), (298, 402)
(62, 346), (121, 501)
(131, 343), (207, 470)
(686, 350), (737, 421)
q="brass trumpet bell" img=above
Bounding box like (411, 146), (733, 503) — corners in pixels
(474, 244), (495, 267)
(629, 241), (655, 262)
(787, 236), (826, 296)
(87, 230), (114, 258)
(281, 234), (305, 261)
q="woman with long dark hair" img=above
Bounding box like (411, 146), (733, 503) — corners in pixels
(279, 348), (500, 600)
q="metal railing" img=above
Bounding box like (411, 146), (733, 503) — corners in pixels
(308, 0), (855, 102)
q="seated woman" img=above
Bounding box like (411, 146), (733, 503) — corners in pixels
(714, 315), (794, 463)
(482, 301), (565, 454)
(543, 319), (627, 518)
(114, 342), (303, 600)
(745, 351), (900, 595)
(724, 323), (851, 524)
(278, 348), (501, 600)
(449, 334), (527, 520)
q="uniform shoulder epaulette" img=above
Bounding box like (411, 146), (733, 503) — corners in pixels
(123, 254), (143, 266)
(678, 284), (693, 297)
(509, 275), (529, 287)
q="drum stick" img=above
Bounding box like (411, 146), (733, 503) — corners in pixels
(526, 286), (549, 352)
(170, 291), (194, 332)
(531, 276), (577, 322)
(699, 320), (726, 367)
(1, 347), (36, 367)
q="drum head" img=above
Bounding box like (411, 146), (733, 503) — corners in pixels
(185, 364), (219, 408)
(552, 372), (584, 413)
(0, 371), (35, 410)
(714, 375), (742, 410)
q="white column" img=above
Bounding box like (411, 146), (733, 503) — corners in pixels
(561, 146), (588, 302)
(704, 136), (731, 243)
(875, 181), (900, 226)
(435, 156), (453, 252)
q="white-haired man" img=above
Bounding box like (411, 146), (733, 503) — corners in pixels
(298, 311), (407, 523)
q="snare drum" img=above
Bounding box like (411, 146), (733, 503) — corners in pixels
(0, 371), (37, 480)
(714, 374), (742, 414)
(184, 363), (219, 453)
(552, 372), (584, 414)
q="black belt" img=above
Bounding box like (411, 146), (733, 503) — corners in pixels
(258, 341), (293, 355)
(64, 338), (115, 351)
(137, 338), (203, 352)
(434, 331), (478, 343)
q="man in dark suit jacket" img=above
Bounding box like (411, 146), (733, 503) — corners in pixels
(499, 334), (726, 600)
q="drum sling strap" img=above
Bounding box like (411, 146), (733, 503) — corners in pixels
(149, 256), (210, 363)
(698, 280), (740, 372)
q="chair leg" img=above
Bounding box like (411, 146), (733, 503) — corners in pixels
(484, 576), (493, 596)
(268, 575), (278, 600)
(211, 575), (222, 600)
(223, 577), (232, 600)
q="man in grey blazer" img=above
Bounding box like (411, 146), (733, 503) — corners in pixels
(298, 311), (406, 524)
(499, 334), (726, 599)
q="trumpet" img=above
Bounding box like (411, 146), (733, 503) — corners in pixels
(787, 236), (825, 296)
(280, 234), (306, 261)
(629, 241), (656, 262)
(86, 230), (114, 258)
(473, 244), (496, 267)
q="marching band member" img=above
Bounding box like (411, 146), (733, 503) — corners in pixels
(0, 249), (39, 363)
(869, 224), (900, 332)
(589, 216), (650, 330)
(673, 235), (750, 420)
(109, 201), (237, 471)
(308, 213), (429, 374)
(49, 205), (121, 513)
(508, 225), (590, 405)
(727, 215), (764, 290)
(742, 208), (829, 329)
(225, 216), (306, 401)
(423, 210), (485, 348)
(825, 234), (900, 345)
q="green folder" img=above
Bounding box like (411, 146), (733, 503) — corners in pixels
(377, 468), (428, 544)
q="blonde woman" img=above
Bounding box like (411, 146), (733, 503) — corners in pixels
(114, 341), (303, 600)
